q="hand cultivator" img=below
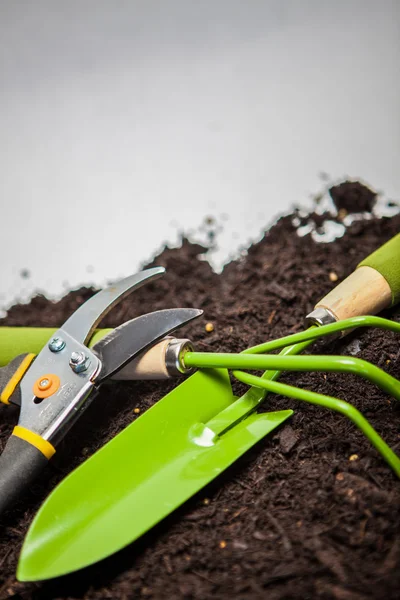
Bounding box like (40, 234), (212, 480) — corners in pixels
(0, 234), (399, 581)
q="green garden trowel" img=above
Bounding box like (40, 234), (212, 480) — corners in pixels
(13, 233), (400, 581)
(17, 369), (292, 581)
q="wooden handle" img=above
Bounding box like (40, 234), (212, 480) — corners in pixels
(315, 265), (392, 321)
(314, 233), (400, 321)
(112, 338), (171, 380)
(110, 337), (196, 380)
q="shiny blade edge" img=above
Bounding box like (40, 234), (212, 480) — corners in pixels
(62, 267), (166, 344)
(93, 308), (203, 381)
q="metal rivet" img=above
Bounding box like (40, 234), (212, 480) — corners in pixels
(69, 351), (90, 373)
(39, 378), (50, 388)
(48, 337), (66, 352)
(70, 351), (83, 365)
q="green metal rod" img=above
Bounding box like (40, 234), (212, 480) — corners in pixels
(189, 316), (400, 435)
(232, 370), (400, 478)
(183, 352), (400, 402)
(242, 316), (400, 355)
(204, 340), (313, 436)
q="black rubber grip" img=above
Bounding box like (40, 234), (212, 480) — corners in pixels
(0, 435), (49, 516)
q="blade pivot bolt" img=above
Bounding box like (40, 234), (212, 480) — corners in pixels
(69, 351), (91, 373)
(48, 337), (66, 352)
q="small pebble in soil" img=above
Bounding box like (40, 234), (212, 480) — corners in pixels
(203, 498), (210, 505)
(219, 540), (227, 549)
(205, 322), (214, 332)
(329, 271), (339, 282)
(349, 454), (359, 461)
(133, 408), (140, 414)
(232, 540), (248, 550)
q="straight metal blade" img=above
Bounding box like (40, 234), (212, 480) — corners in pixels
(17, 368), (292, 582)
(93, 308), (203, 381)
(62, 267), (165, 344)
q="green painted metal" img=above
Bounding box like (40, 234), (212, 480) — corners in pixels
(182, 315), (400, 473)
(184, 351), (400, 401)
(241, 315), (400, 354)
(184, 316), (400, 440)
(16, 314), (400, 580)
(205, 340), (313, 436)
(17, 368), (292, 581)
(233, 370), (400, 478)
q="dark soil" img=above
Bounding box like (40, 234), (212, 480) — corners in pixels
(1, 182), (399, 600)
(329, 181), (377, 213)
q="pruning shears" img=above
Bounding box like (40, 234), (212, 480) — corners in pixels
(0, 267), (202, 515)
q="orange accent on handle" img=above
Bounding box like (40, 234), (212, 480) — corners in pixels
(33, 374), (60, 399)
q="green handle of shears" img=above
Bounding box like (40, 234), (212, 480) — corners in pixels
(0, 328), (111, 367)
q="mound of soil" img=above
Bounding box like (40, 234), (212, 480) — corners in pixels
(329, 181), (377, 213)
(0, 182), (399, 600)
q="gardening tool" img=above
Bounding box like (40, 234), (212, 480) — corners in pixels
(15, 233), (400, 582)
(0, 266), (206, 515)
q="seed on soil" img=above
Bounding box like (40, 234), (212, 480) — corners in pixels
(336, 473), (345, 481)
(253, 531), (266, 541)
(329, 271), (339, 282)
(349, 454), (359, 461)
(205, 322), (214, 333)
(203, 498), (210, 505)
(133, 408), (140, 414)
(219, 540), (227, 549)
(232, 540), (248, 550)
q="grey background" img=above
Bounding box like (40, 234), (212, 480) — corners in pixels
(0, 1), (399, 311)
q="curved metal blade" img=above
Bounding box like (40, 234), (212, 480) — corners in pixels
(93, 308), (203, 382)
(62, 267), (165, 344)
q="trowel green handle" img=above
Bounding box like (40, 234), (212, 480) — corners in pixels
(311, 233), (400, 322)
